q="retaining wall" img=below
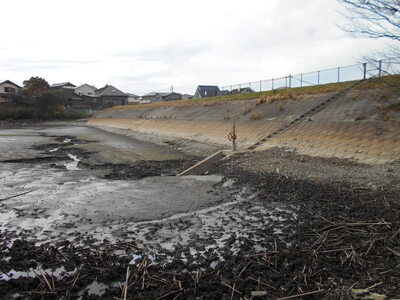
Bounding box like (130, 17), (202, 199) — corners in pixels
(89, 89), (400, 165)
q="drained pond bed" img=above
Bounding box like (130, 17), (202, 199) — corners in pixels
(0, 126), (399, 299)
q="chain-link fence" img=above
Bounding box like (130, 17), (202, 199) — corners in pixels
(220, 58), (400, 93)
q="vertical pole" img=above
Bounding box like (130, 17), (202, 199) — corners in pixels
(285, 76), (288, 88)
(249, 82), (251, 91)
(239, 83), (241, 91)
(232, 119), (236, 152)
(272, 78), (274, 91)
(317, 71), (320, 85)
(230, 85), (232, 92)
(260, 80), (262, 92)
(300, 74), (303, 87)
(337, 67), (340, 83)
(363, 63), (367, 80)
(378, 60), (382, 77)
(289, 75), (292, 88)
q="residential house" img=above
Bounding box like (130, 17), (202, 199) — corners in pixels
(127, 93), (140, 105)
(95, 85), (128, 107)
(194, 85), (220, 99)
(219, 90), (230, 96)
(51, 81), (99, 114)
(141, 92), (182, 103)
(141, 92), (158, 102)
(160, 92), (182, 102)
(181, 94), (194, 100)
(75, 84), (97, 97)
(139, 99), (152, 104)
(50, 82), (76, 89)
(0, 80), (22, 104)
(230, 87), (255, 94)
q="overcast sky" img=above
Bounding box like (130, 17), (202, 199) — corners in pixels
(0, 0), (392, 95)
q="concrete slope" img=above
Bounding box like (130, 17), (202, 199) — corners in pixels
(89, 87), (400, 165)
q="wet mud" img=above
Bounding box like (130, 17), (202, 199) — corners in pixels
(0, 126), (399, 299)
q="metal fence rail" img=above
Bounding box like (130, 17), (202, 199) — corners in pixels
(220, 58), (400, 93)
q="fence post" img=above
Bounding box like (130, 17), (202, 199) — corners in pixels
(288, 75), (292, 88)
(300, 74), (303, 87)
(272, 78), (274, 90)
(378, 60), (382, 77)
(337, 67), (340, 83)
(363, 63), (367, 80)
(260, 80), (262, 92)
(317, 71), (320, 85)
(285, 76), (288, 88)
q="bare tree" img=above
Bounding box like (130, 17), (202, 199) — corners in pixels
(339, 0), (400, 41)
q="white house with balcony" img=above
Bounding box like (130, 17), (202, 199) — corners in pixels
(74, 84), (97, 97)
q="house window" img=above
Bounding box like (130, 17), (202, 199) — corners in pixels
(4, 87), (16, 93)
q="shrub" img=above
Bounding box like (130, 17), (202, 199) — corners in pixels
(268, 94), (285, 103)
(250, 111), (262, 120)
(14, 106), (34, 119)
(0, 106), (34, 120)
(241, 106), (253, 115)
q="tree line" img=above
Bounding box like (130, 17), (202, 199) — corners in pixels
(0, 77), (85, 120)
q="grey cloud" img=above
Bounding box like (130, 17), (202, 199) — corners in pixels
(0, 58), (99, 72)
(111, 42), (210, 63)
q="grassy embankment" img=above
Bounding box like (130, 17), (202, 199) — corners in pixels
(106, 75), (400, 112)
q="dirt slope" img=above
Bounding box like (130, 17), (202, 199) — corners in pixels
(90, 86), (400, 165)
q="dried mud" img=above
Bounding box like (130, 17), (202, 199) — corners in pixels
(1, 128), (399, 299)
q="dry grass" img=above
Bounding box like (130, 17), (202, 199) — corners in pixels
(203, 101), (218, 107)
(224, 113), (230, 120)
(250, 111), (262, 120)
(256, 91), (296, 106)
(374, 104), (382, 110)
(241, 106), (253, 115)
(355, 113), (366, 121)
(385, 102), (400, 112)
(383, 111), (393, 122)
(256, 94), (269, 105)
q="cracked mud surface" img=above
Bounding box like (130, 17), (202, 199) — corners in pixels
(0, 125), (399, 299)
